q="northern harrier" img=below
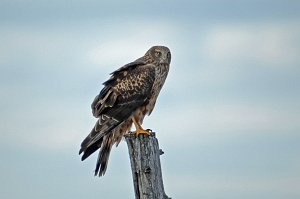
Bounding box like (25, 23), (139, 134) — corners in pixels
(79, 46), (171, 176)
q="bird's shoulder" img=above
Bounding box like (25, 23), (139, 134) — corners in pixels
(109, 57), (145, 76)
(103, 57), (155, 88)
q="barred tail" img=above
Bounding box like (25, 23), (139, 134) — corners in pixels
(95, 135), (114, 176)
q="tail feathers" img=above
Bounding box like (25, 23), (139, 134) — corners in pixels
(95, 135), (114, 176)
(79, 116), (121, 177)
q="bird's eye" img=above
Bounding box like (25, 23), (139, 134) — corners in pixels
(155, 51), (161, 57)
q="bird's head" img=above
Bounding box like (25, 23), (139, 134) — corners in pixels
(145, 46), (171, 65)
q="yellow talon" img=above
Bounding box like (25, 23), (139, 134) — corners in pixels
(130, 129), (151, 135)
(131, 117), (151, 135)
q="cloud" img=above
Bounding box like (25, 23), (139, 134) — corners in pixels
(167, 175), (300, 198)
(201, 23), (300, 68)
(85, 21), (180, 67)
(146, 101), (300, 146)
(5, 100), (298, 152)
(0, 26), (90, 71)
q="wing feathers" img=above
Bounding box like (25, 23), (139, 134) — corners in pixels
(80, 136), (103, 161)
(92, 89), (118, 117)
(80, 62), (156, 176)
(109, 57), (145, 76)
(79, 116), (120, 156)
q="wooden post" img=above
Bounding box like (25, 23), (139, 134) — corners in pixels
(125, 133), (171, 199)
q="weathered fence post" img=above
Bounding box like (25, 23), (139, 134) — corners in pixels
(125, 133), (171, 199)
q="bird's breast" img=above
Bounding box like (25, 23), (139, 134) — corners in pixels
(145, 63), (169, 115)
(153, 64), (169, 95)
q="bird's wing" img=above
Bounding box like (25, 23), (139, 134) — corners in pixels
(109, 57), (145, 77)
(79, 62), (156, 160)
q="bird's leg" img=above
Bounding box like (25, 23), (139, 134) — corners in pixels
(130, 117), (151, 135)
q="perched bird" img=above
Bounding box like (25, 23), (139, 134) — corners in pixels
(79, 46), (171, 176)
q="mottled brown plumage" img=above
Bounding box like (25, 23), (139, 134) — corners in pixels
(79, 46), (171, 176)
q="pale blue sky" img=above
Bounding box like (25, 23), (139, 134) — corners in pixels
(0, 0), (300, 199)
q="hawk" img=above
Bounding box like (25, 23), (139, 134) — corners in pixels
(79, 46), (171, 176)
